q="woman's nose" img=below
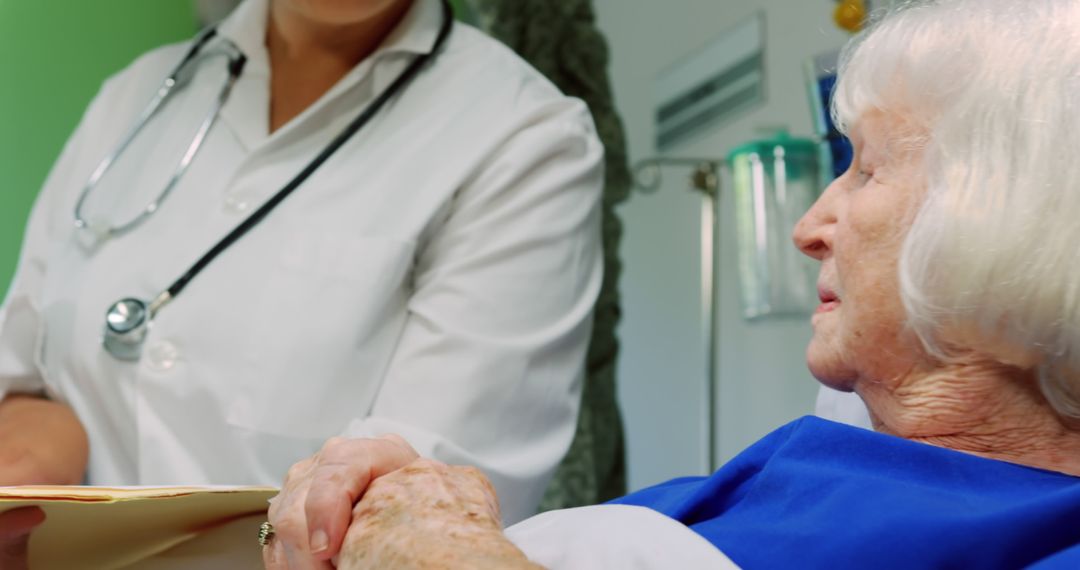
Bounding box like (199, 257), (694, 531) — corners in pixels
(792, 185), (837, 261)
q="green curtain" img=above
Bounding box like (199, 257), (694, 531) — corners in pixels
(469, 0), (631, 510)
(0, 1), (197, 300)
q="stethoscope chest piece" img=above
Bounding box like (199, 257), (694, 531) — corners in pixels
(103, 298), (152, 361)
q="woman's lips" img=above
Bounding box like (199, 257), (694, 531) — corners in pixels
(816, 286), (840, 313)
(815, 300), (840, 313)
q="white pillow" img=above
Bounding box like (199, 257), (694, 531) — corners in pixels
(507, 504), (739, 570)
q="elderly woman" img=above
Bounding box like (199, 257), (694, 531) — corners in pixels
(263, 0), (1080, 567)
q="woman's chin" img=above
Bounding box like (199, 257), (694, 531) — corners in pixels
(806, 344), (857, 392)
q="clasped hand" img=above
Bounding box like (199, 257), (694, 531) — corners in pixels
(263, 435), (537, 569)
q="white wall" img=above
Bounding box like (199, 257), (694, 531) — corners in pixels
(594, 0), (851, 491)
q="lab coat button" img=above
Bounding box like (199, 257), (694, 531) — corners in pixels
(223, 195), (251, 214)
(146, 341), (180, 371)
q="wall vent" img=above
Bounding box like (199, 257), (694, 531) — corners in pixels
(655, 13), (766, 151)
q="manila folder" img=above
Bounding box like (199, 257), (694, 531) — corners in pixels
(0, 485), (277, 569)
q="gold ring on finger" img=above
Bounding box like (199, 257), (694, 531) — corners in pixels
(258, 521), (275, 547)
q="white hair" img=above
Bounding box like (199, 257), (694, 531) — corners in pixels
(832, 0), (1080, 418)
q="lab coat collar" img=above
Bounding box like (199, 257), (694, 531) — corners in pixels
(212, 0), (445, 151)
(216, 0), (271, 76)
(377, 0), (444, 57)
(216, 0), (443, 67)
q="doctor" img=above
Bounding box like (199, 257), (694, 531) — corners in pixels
(0, 0), (602, 530)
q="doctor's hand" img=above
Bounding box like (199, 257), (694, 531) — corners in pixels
(0, 395), (89, 486)
(0, 506), (45, 570)
(263, 434), (419, 569)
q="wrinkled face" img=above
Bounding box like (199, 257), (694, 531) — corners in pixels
(792, 111), (927, 392)
(273, 0), (409, 26)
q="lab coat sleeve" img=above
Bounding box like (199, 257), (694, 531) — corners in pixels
(0, 191), (52, 399)
(0, 84), (112, 401)
(340, 99), (604, 525)
(0, 43), (190, 405)
(0, 45), (156, 401)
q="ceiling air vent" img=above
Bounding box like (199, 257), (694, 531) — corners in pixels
(655, 13), (766, 151)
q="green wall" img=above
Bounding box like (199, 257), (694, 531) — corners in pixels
(0, 1), (197, 300)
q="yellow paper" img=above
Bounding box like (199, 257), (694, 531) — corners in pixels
(0, 485), (277, 570)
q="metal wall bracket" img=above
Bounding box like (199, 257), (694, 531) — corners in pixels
(629, 155), (724, 474)
(632, 157), (723, 198)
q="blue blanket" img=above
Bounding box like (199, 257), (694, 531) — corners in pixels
(611, 416), (1080, 569)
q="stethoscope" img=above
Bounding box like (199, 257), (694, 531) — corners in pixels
(82, 0), (453, 361)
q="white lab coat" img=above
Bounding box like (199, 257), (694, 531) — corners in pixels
(0, 0), (603, 524)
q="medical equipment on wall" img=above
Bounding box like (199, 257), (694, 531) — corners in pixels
(632, 157), (722, 472)
(632, 133), (820, 469)
(85, 0), (454, 361)
(634, 132), (820, 321)
(726, 132), (820, 320)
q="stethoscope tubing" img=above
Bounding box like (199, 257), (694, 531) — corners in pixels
(74, 28), (236, 238)
(97, 0), (454, 360)
(165, 0), (454, 305)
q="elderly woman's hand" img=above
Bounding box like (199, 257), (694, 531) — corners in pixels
(263, 434), (419, 568)
(336, 458), (541, 570)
